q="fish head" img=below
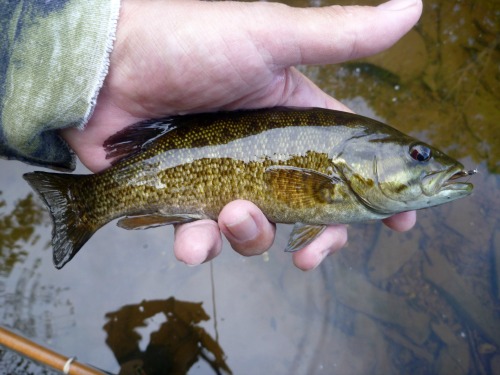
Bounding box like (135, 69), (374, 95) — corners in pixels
(375, 141), (474, 211)
(335, 133), (474, 214)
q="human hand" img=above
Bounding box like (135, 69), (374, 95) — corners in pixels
(62, 0), (421, 270)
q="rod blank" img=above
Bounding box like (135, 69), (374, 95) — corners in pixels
(0, 326), (105, 375)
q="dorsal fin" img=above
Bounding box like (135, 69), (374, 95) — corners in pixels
(103, 117), (179, 164)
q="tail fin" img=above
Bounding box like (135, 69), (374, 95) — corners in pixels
(23, 171), (96, 269)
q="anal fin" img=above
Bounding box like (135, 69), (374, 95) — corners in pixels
(117, 213), (204, 230)
(285, 223), (326, 252)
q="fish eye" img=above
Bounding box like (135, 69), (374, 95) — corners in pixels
(409, 144), (432, 162)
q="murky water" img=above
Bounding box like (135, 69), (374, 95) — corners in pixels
(1, 0), (499, 374)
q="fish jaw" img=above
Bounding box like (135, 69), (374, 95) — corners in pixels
(421, 165), (474, 204)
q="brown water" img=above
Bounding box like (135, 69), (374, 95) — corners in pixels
(1, 0), (499, 374)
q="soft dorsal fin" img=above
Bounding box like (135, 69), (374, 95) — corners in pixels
(103, 117), (179, 164)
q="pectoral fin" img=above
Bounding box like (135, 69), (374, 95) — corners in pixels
(264, 166), (343, 206)
(285, 223), (327, 252)
(117, 213), (204, 230)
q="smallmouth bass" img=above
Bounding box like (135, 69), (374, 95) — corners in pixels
(23, 107), (475, 269)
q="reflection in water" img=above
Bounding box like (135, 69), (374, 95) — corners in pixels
(0, 192), (45, 276)
(0, 192), (74, 374)
(103, 298), (232, 375)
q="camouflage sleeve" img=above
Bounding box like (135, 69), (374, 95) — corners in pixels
(0, 0), (120, 171)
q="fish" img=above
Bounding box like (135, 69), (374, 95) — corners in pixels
(23, 107), (475, 269)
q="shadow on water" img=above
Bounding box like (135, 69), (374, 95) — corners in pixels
(1, 0), (499, 374)
(103, 298), (231, 375)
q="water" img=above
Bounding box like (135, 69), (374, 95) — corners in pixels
(1, 0), (499, 373)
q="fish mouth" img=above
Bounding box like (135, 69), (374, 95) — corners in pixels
(423, 166), (476, 196)
(438, 166), (476, 193)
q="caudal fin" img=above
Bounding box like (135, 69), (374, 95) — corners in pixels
(23, 171), (96, 269)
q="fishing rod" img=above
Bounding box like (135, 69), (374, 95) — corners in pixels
(0, 325), (108, 375)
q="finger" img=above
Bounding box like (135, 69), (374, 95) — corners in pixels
(173, 220), (222, 265)
(382, 210), (416, 232)
(245, 0), (422, 67)
(292, 225), (348, 271)
(219, 200), (276, 256)
(272, 67), (352, 111)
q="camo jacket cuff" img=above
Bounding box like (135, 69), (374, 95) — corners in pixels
(0, 0), (121, 171)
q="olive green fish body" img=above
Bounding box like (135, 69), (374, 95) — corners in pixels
(97, 116), (381, 224)
(23, 108), (474, 268)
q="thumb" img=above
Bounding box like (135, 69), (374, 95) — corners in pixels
(245, 0), (423, 67)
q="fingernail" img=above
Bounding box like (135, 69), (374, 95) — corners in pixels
(225, 214), (259, 242)
(377, 0), (418, 11)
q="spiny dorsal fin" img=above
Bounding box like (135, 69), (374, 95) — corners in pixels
(103, 117), (179, 164)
